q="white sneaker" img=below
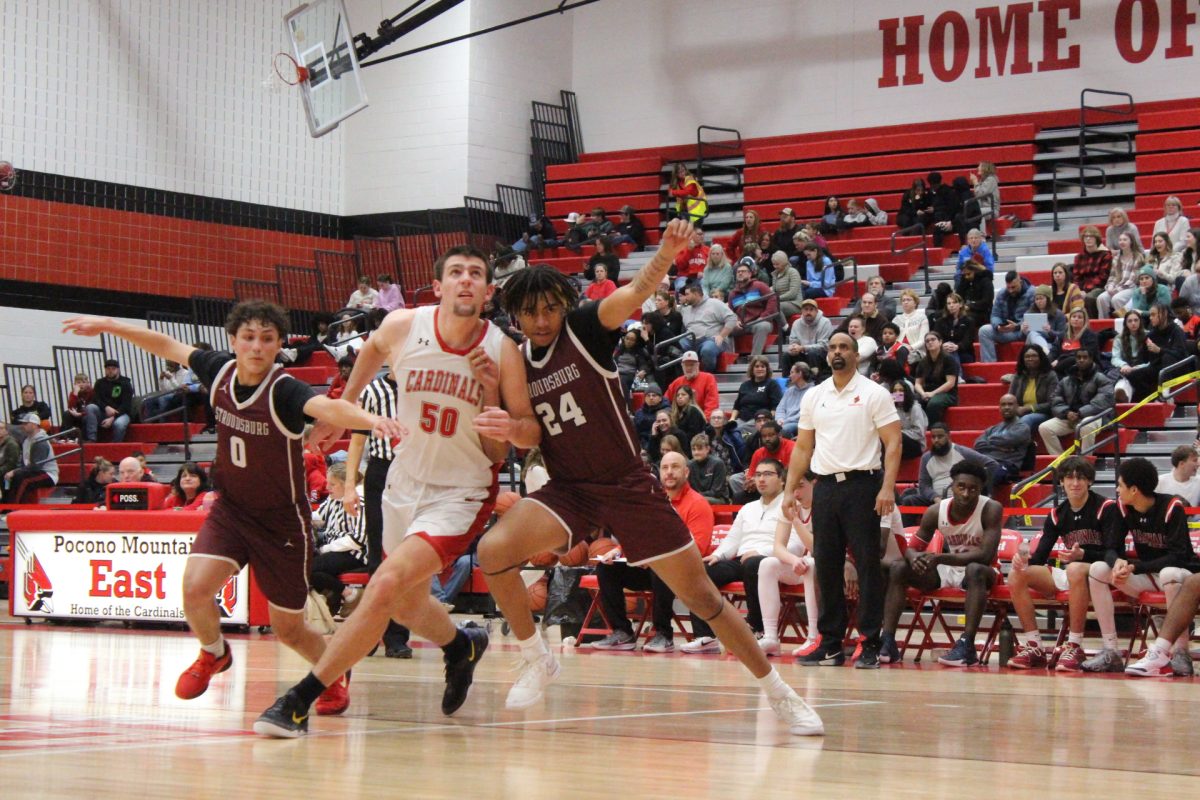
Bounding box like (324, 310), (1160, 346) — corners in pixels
(506, 654), (561, 710)
(679, 636), (721, 654)
(642, 632), (674, 653)
(1126, 647), (1171, 677)
(768, 689), (825, 736)
(758, 636), (781, 656)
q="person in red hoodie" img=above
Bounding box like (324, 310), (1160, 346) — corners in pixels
(673, 227), (709, 292)
(582, 263), (617, 303)
(302, 426), (329, 503)
(326, 355), (355, 400)
(666, 350), (720, 416)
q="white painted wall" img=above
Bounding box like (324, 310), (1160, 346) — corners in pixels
(0, 308), (145, 395)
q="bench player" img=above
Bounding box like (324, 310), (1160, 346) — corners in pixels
(254, 245), (540, 737)
(475, 219), (825, 736)
(64, 301), (403, 714)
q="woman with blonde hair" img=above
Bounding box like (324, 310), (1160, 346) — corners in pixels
(969, 160), (1001, 230)
(1147, 231), (1184, 288)
(700, 243), (735, 300)
(667, 385), (706, 450)
(1097, 231), (1145, 318)
(891, 288), (929, 363)
(1105, 207), (1141, 251)
(1153, 195), (1190, 248)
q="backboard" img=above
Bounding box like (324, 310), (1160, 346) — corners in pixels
(284, 0), (368, 138)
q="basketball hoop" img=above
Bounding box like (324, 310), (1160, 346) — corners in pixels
(274, 52), (309, 85)
(0, 161), (17, 192)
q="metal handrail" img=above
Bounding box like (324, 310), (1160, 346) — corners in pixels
(1075, 406), (1119, 462)
(696, 125), (742, 191)
(1011, 461), (1060, 507)
(1076, 89), (1135, 199)
(33, 428), (86, 485)
(1160, 355), (1198, 401)
(889, 227), (931, 295)
(1051, 162), (1107, 231)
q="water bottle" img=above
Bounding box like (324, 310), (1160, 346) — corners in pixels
(997, 616), (1015, 667)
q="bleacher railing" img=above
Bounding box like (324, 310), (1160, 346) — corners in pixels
(696, 125), (742, 193)
(888, 228), (931, 296)
(1051, 88), (1135, 231)
(1159, 355), (1197, 402)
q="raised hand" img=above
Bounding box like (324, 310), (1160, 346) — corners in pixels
(62, 316), (116, 338)
(658, 218), (695, 258)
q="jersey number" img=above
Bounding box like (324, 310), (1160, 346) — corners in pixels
(229, 435), (247, 468)
(420, 401), (459, 437)
(535, 391), (587, 437)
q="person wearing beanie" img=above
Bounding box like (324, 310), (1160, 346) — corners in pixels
(1128, 265), (1172, 313)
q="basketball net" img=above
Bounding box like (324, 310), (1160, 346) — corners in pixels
(0, 161), (17, 192)
(262, 53), (308, 94)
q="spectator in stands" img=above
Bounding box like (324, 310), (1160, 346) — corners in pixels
(681, 457), (789, 653)
(840, 198), (870, 230)
(582, 263), (617, 303)
(1129, 266), (1172, 314)
(896, 178), (933, 231)
(729, 419), (792, 503)
(951, 176), (984, 243)
(755, 471), (817, 656)
(614, 328), (652, 400)
(85, 359), (134, 443)
(667, 350), (720, 417)
(74, 456), (115, 507)
(913, 332), (959, 425)
(633, 384), (666, 447)
(892, 291), (926, 362)
(1147, 232), (1184, 289)
(731, 357), (783, 435)
(845, 316), (879, 377)
(0, 422), (20, 484)
(875, 323), (908, 370)
(818, 196), (844, 235)
(560, 211), (587, 249)
(775, 363), (811, 439)
(346, 276), (380, 310)
(798, 242), (836, 300)
(1022, 285), (1066, 356)
(518, 213), (561, 254)
(883, 363), (927, 459)
(584, 236), (621, 284)
(927, 172), (959, 246)
(969, 161), (1001, 232)
(640, 288), (684, 381)
(781, 299), (832, 377)
(673, 227), (709, 291)
(1097, 232), (1146, 317)
(745, 240), (771, 276)
(728, 260), (779, 357)
(669, 164), (707, 224)
(668, 384), (707, 451)
(325, 311), (366, 362)
(864, 198), (889, 226)
(706, 408), (745, 474)
(61, 373), (93, 440)
(1039, 349), (1113, 455)
(1105, 207), (1141, 251)
(1048, 307), (1099, 375)
(934, 292), (977, 364)
(1171, 297), (1200, 339)
(850, 275), (896, 321)
(688, 433), (730, 505)
(955, 259), (995, 330)
(978, 270), (1035, 362)
(163, 462), (211, 510)
(1009, 344), (1059, 435)
(1157, 443), (1200, 506)
(700, 245), (735, 300)
(325, 355), (354, 401)
(1048, 262), (1085, 314)
(593, 451), (714, 653)
(898, 423), (997, 507)
(11, 384), (52, 433)
(582, 207), (615, 249)
(838, 293), (886, 345)
(143, 360), (189, 422)
(769, 251), (803, 319)
(376, 274), (404, 312)
(611, 205), (646, 252)
(647, 410), (684, 466)
(1153, 195), (1191, 249)
(310, 462), (368, 618)
(1082, 457), (1196, 674)
(1128, 302), (1191, 401)
(770, 207), (801, 258)
(972, 395), (1031, 483)
(955, 228), (995, 280)
(3, 413), (58, 503)
(113, 456), (146, 484)
(1179, 227), (1200, 276)
(483, 289), (523, 344)
(1074, 225), (1113, 318)
(721, 210), (762, 262)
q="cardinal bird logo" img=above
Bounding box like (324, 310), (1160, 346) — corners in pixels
(216, 576), (238, 618)
(23, 552), (54, 614)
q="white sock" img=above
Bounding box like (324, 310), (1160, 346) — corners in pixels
(200, 636), (226, 657)
(1153, 637), (1173, 656)
(518, 630), (548, 662)
(1068, 632), (1084, 646)
(1023, 631), (1040, 647)
(757, 668), (790, 700)
(1102, 633), (1119, 651)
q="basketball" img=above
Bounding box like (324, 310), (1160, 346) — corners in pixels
(526, 575), (548, 612)
(494, 491), (521, 516)
(528, 550), (558, 568)
(588, 537), (619, 560)
(558, 539), (590, 567)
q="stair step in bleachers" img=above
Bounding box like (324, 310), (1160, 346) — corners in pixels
(547, 156), (663, 181)
(745, 166), (1035, 205)
(747, 123), (1038, 166)
(51, 442), (158, 459)
(743, 144), (1034, 185)
(750, 188), (1035, 225)
(124, 423), (206, 443)
(543, 175), (662, 200)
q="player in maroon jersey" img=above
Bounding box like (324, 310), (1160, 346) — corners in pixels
(473, 218), (824, 736)
(64, 301), (403, 712)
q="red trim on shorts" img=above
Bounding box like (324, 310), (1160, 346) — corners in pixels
(433, 308), (490, 356)
(413, 463), (501, 569)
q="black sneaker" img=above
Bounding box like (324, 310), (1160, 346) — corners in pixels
(879, 634), (902, 664)
(442, 625), (489, 715)
(253, 690), (310, 739)
(855, 640), (881, 669)
(797, 646), (845, 667)
(385, 644), (413, 659)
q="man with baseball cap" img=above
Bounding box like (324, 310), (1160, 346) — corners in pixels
(666, 351), (720, 417)
(781, 298), (833, 377)
(771, 207), (800, 257)
(2, 412), (58, 503)
(86, 358), (135, 442)
(633, 382), (668, 447)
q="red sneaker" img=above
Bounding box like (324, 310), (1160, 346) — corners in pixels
(1008, 643), (1048, 670)
(792, 635), (823, 658)
(1055, 642), (1086, 672)
(175, 647), (233, 699)
(315, 671), (351, 716)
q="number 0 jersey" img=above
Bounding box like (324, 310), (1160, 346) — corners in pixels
(390, 305), (507, 488)
(524, 305), (643, 484)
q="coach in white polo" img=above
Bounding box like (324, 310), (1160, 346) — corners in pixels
(785, 330), (901, 669)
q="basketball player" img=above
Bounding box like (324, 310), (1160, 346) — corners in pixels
(63, 301), (403, 713)
(475, 218), (825, 736)
(879, 461), (1003, 667)
(254, 245), (541, 737)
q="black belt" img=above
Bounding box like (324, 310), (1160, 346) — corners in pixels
(818, 469), (881, 482)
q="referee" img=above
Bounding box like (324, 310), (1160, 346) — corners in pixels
(345, 368), (411, 658)
(786, 331), (901, 669)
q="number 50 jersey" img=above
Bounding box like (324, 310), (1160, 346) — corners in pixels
(390, 305), (507, 488)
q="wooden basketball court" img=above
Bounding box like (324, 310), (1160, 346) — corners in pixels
(1, 617), (1198, 798)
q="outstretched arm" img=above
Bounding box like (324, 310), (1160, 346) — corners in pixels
(597, 219), (694, 330)
(471, 336), (542, 459)
(63, 316), (195, 365)
(303, 394), (405, 442)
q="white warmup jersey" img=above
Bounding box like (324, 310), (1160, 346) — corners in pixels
(389, 306), (506, 489)
(937, 497), (987, 554)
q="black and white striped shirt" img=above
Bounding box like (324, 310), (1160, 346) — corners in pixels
(313, 494), (368, 565)
(358, 374), (398, 462)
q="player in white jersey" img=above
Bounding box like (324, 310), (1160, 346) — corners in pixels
(878, 461), (1003, 667)
(256, 245), (541, 738)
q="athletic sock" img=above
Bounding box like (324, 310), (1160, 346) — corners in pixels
(1023, 631), (1040, 648)
(518, 630), (548, 662)
(1101, 633), (1119, 651)
(1153, 637), (1173, 655)
(293, 672), (327, 707)
(1068, 632), (1084, 646)
(757, 668), (790, 701)
(200, 637), (226, 658)
(442, 628), (471, 662)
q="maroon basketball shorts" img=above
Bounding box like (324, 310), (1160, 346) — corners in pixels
(191, 497), (313, 612)
(527, 471), (694, 565)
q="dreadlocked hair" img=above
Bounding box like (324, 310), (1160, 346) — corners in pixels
(502, 264), (580, 317)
